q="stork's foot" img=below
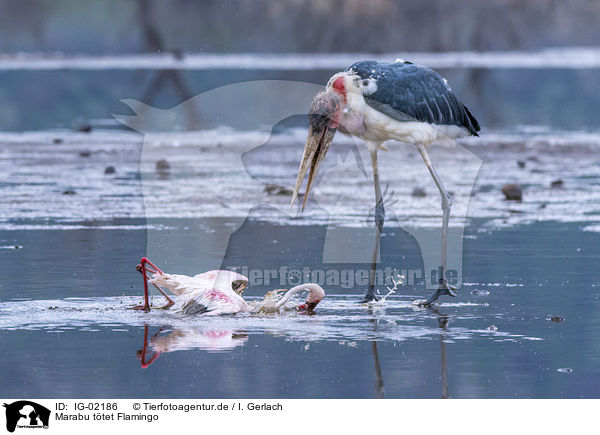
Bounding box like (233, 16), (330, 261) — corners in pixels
(418, 280), (457, 306)
(358, 293), (379, 304)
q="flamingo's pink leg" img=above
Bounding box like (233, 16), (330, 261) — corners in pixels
(136, 325), (162, 368)
(151, 282), (175, 309)
(133, 257), (166, 312)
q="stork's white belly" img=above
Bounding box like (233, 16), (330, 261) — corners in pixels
(346, 93), (470, 146)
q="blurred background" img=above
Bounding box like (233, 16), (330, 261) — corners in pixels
(0, 0), (599, 131)
(3, 0), (600, 53)
(2, 1), (600, 400)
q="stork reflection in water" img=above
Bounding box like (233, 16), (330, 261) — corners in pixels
(428, 306), (451, 399)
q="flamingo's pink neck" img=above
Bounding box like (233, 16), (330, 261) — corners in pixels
(279, 283), (325, 314)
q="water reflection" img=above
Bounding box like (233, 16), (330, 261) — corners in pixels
(428, 306), (450, 399)
(0, 221), (596, 398)
(367, 305), (451, 399)
(137, 324), (248, 368)
(367, 308), (385, 399)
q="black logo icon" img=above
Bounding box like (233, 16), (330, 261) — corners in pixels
(3, 401), (50, 433)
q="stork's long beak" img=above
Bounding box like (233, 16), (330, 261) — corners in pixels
(291, 91), (341, 211)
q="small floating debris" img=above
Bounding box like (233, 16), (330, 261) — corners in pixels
(550, 179), (564, 188)
(156, 159), (170, 172)
(517, 160), (526, 168)
(62, 189), (76, 195)
(79, 150), (91, 158)
(0, 245), (21, 250)
(104, 166), (116, 175)
(53, 138), (63, 144)
(264, 184), (293, 196)
(549, 316), (565, 323)
(487, 325), (498, 331)
(77, 124), (92, 133)
(557, 367), (573, 373)
(502, 183), (522, 201)
(471, 289), (490, 296)
(411, 187), (427, 198)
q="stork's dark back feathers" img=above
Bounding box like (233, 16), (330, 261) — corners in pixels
(348, 61), (480, 136)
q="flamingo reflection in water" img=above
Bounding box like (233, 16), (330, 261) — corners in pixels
(133, 257), (325, 315)
(137, 325), (248, 368)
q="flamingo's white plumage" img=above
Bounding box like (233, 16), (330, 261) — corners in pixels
(134, 257), (325, 315)
(151, 270), (250, 315)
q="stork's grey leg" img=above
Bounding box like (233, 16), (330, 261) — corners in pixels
(361, 148), (383, 303)
(415, 143), (456, 306)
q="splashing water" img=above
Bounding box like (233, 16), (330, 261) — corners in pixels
(380, 273), (405, 302)
(0, 295), (514, 345)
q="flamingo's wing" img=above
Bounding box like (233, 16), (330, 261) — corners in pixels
(192, 270), (220, 280)
(151, 272), (248, 315)
(180, 284), (248, 316)
(193, 270), (249, 292)
(181, 298), (211, 315)
(150, 273), (198, 296)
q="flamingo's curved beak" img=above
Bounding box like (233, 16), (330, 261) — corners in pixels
(291, 91), (342, 211)
(298, 299), (322, 315)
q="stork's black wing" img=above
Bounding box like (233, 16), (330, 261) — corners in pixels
(347, 61), (480, 136)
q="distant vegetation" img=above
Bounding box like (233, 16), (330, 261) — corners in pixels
(0, 0), (598, 53)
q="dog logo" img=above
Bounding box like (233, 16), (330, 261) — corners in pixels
(3, 401), (50, 432)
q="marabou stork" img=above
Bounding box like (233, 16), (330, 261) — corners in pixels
(291, 60), (480, 305)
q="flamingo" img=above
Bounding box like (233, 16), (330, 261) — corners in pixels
(134, 257), (325, 315)
(249, 284), (325, 314)
(291, 60), (480, 305)
(133, 257), (248, 312)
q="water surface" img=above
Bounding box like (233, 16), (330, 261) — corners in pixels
(1, 220), (598, 398)
(1, 51), (599, 398)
